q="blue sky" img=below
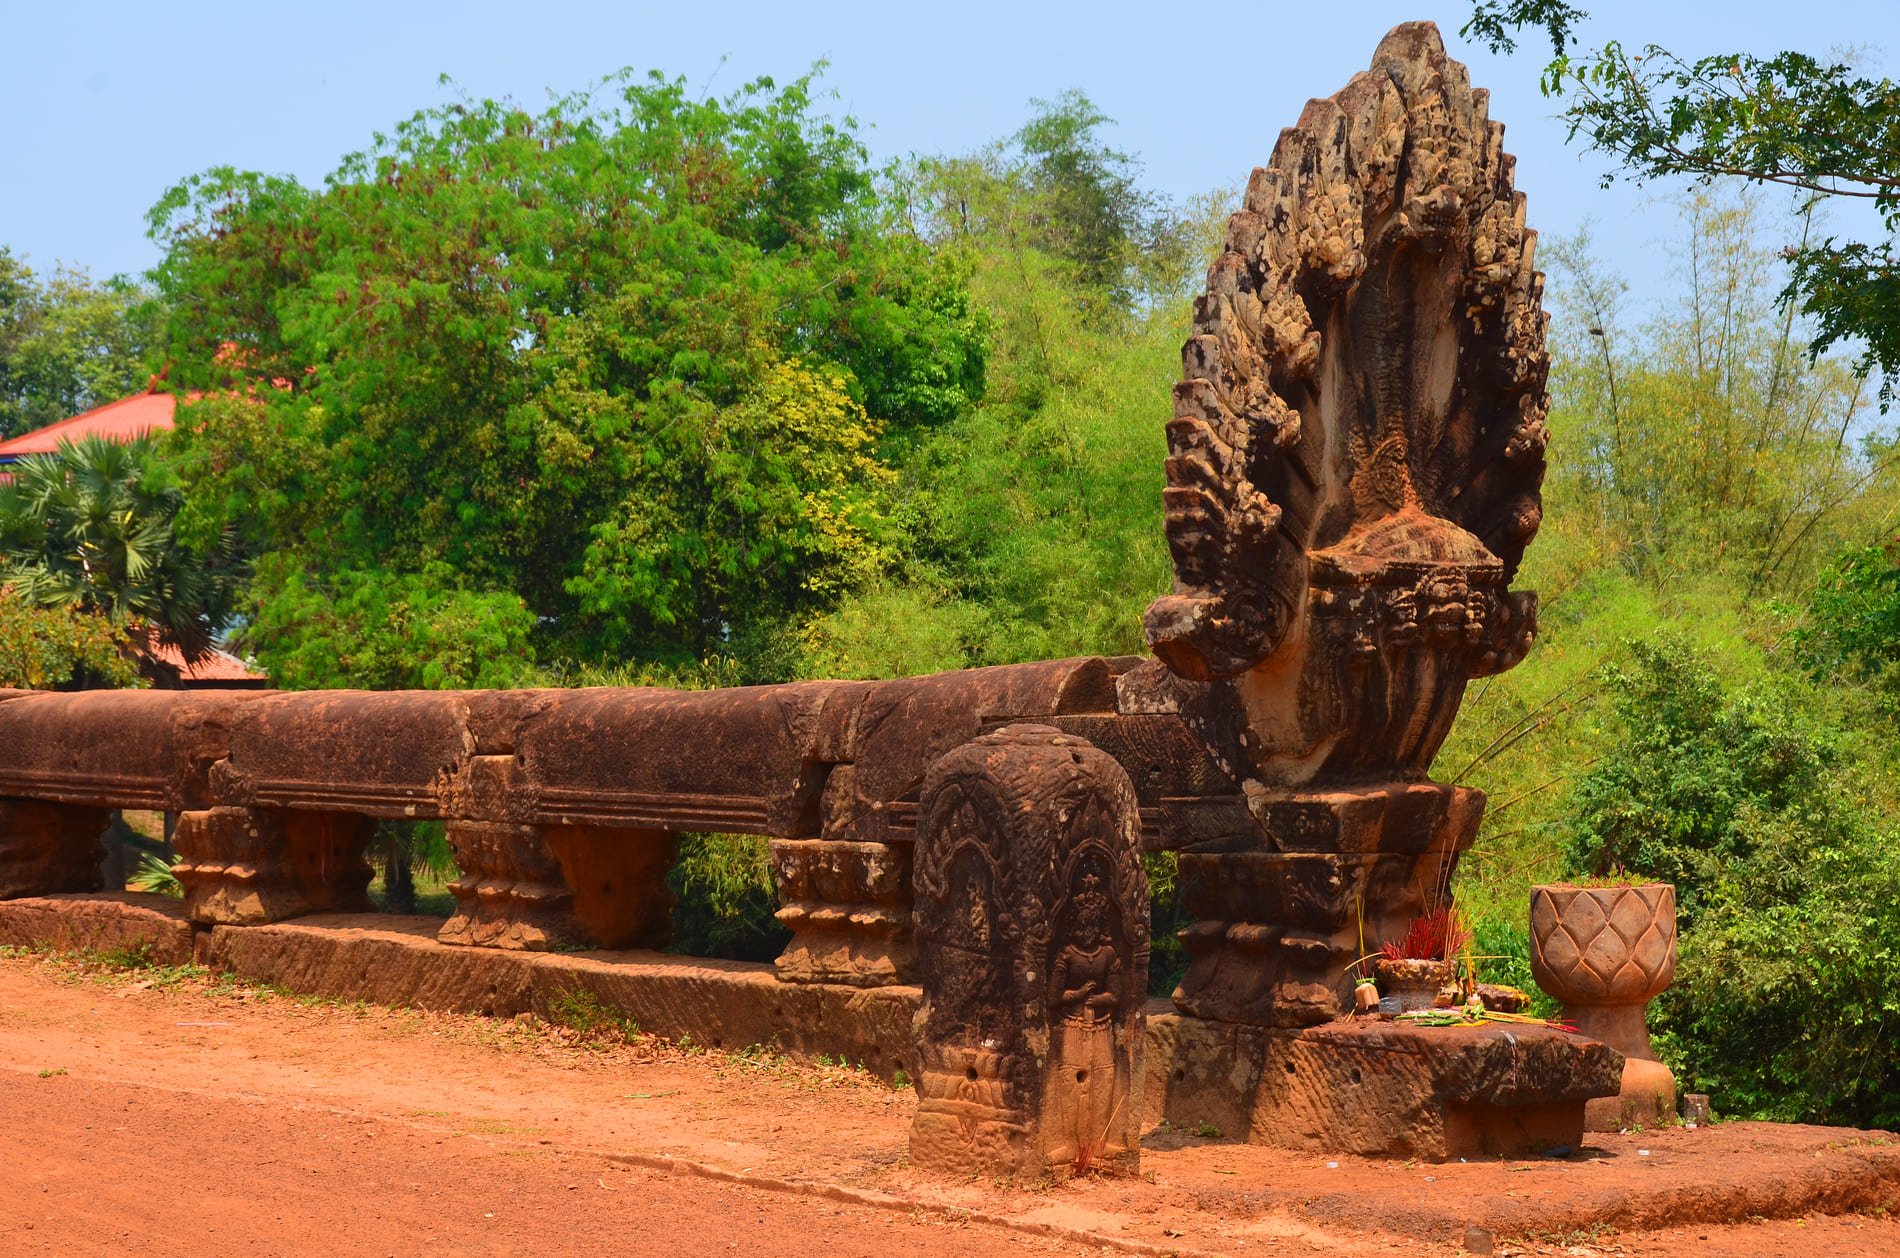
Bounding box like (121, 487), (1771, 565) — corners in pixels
(2, 0), (1891, 320)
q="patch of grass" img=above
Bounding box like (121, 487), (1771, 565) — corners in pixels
(1194, 1121), (1222, 1138)
(36, 1068), (67, 1078)
(90, 942), (156, 971)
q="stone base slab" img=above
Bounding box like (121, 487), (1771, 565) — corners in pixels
(1147, 1013), (1623, 1160)
(202, 915), (918, 1080)
(0, 895), (1625, 1161)
(0, 892), (195, 966)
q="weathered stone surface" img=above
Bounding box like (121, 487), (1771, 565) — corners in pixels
(1145, 20), (1546, 708)
(173, 807), (375, 925)
(770, 836), (914, 985)
(1530, 883), (1678, 1131)
(439, 821), (582, 950)
(1149, 1014), (1622, 1160)
(201, 915), (917, 1079)
(0, 690), (255, 811)
(540, 824), (678, 950)
(1175, 783), (1482, 1026)
(0, 800), (109, 899)
(911, 726), (1149, 1179)
(0, 891), (194, 965)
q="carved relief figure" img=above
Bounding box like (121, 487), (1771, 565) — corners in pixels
(1045, 866), (1128, 1168)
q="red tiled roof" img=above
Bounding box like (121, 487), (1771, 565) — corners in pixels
(142, 638), (269, 686)
(0, 389), (176, 462)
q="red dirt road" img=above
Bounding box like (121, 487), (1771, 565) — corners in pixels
(3, 951), (1897, 1257)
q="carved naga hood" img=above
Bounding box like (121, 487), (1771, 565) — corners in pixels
(1144, 22), (1549, 788)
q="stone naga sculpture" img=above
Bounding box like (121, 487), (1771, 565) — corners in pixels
(0, 21), (1548, 1173)
(1143, 19), (1549, 1026)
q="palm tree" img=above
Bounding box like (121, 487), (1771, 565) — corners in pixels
(0, 431), (237, 669)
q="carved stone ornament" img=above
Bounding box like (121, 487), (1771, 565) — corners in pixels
(1531, 882), (1678, 1130)
(910, 726), (1149, 1179)
(1145, 20), (1547, 783)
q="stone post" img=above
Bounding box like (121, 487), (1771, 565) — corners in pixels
(1173, 783), (1484, 1027)
(0, 799), (109, 900)
(909, 725), (1148, 1179)
(770, 766), (915, 985)
(172, 807), (376, 925)
(439, 821), (678, 952)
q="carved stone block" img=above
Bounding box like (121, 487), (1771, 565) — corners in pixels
(910, 725), (1148, 1180)
(0, 800), (109, 900)
(541, 825), (678, 950)
(439, 821), (582, 950)
(438, 822), (677, 951)
(770, 837), (914, 985)
(173, 807), (375, 925)
(1174, 784), (1483, 1027)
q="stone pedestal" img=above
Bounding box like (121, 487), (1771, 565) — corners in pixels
(0, 799), (109, 900)
(438, 822), (678, 951)
(440, 821), (583, 951)
(1150, 1014), (1623, 1160)
(1530, 883), (1678, 1131)
(1174, 783), (1484, 1027)
(173, 807), (375, 925)
(769, 838), (914, 985)
(910, 725), (1149, 1180)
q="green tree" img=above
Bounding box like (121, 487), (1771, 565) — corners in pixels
(1559, 635), (1900, 1126)
(1790, 539), (1900, 713)
(148, 70), (985, 686)
(0, 248), (160, 439)
(1538, 192), (1893, 595)
(0, 432), (237, 667)
(1465, 2), (1900, 405)
(0, 597), (142, 690)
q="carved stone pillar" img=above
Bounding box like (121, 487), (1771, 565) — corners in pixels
(440, 822), (578, 950)
(770, 765), (916, 986)
(173, 807), (375, 925)
(439, 822), (677, 951)
(770, 838), (914, 985)
(1173, 783), (1483, 1027)
(0, 799), (109, 900)
(909, 725), (1149, 1180)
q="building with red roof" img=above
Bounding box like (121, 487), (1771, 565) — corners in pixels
(0, 387), (267, 689)
(0, 385), (177, 468)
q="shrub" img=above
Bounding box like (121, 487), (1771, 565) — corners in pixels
(1564, 634), (1900, 1125)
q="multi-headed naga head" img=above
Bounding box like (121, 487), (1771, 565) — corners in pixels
(1144, 22), (1550, 786)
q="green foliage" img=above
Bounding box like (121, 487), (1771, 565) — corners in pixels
(1791, 542), (1900, 709)
(547, 986), (643, 1045)
(1563, 636), (1840, 909)
(0, 597), (141, 690)
(1470, 2), (1900, 407)
(1539, 197), (1887, 594)
(149, 69), (984, 683)
(806, 99), (1228, 678)
(0, 248), (159, 440)
(243, 558), (534, 691)
(127, 853), (183, 898)
(668, 833), (787, 962)
(1556, 635), (1900, 1125)
(1462, 1), (1588, 55)
(0, 432), (237, 665)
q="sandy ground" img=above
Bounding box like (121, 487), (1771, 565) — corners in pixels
(1, 949), (1896, 1257)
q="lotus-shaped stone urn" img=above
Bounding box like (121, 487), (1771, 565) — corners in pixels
(1529, 883), (1677, 1130)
